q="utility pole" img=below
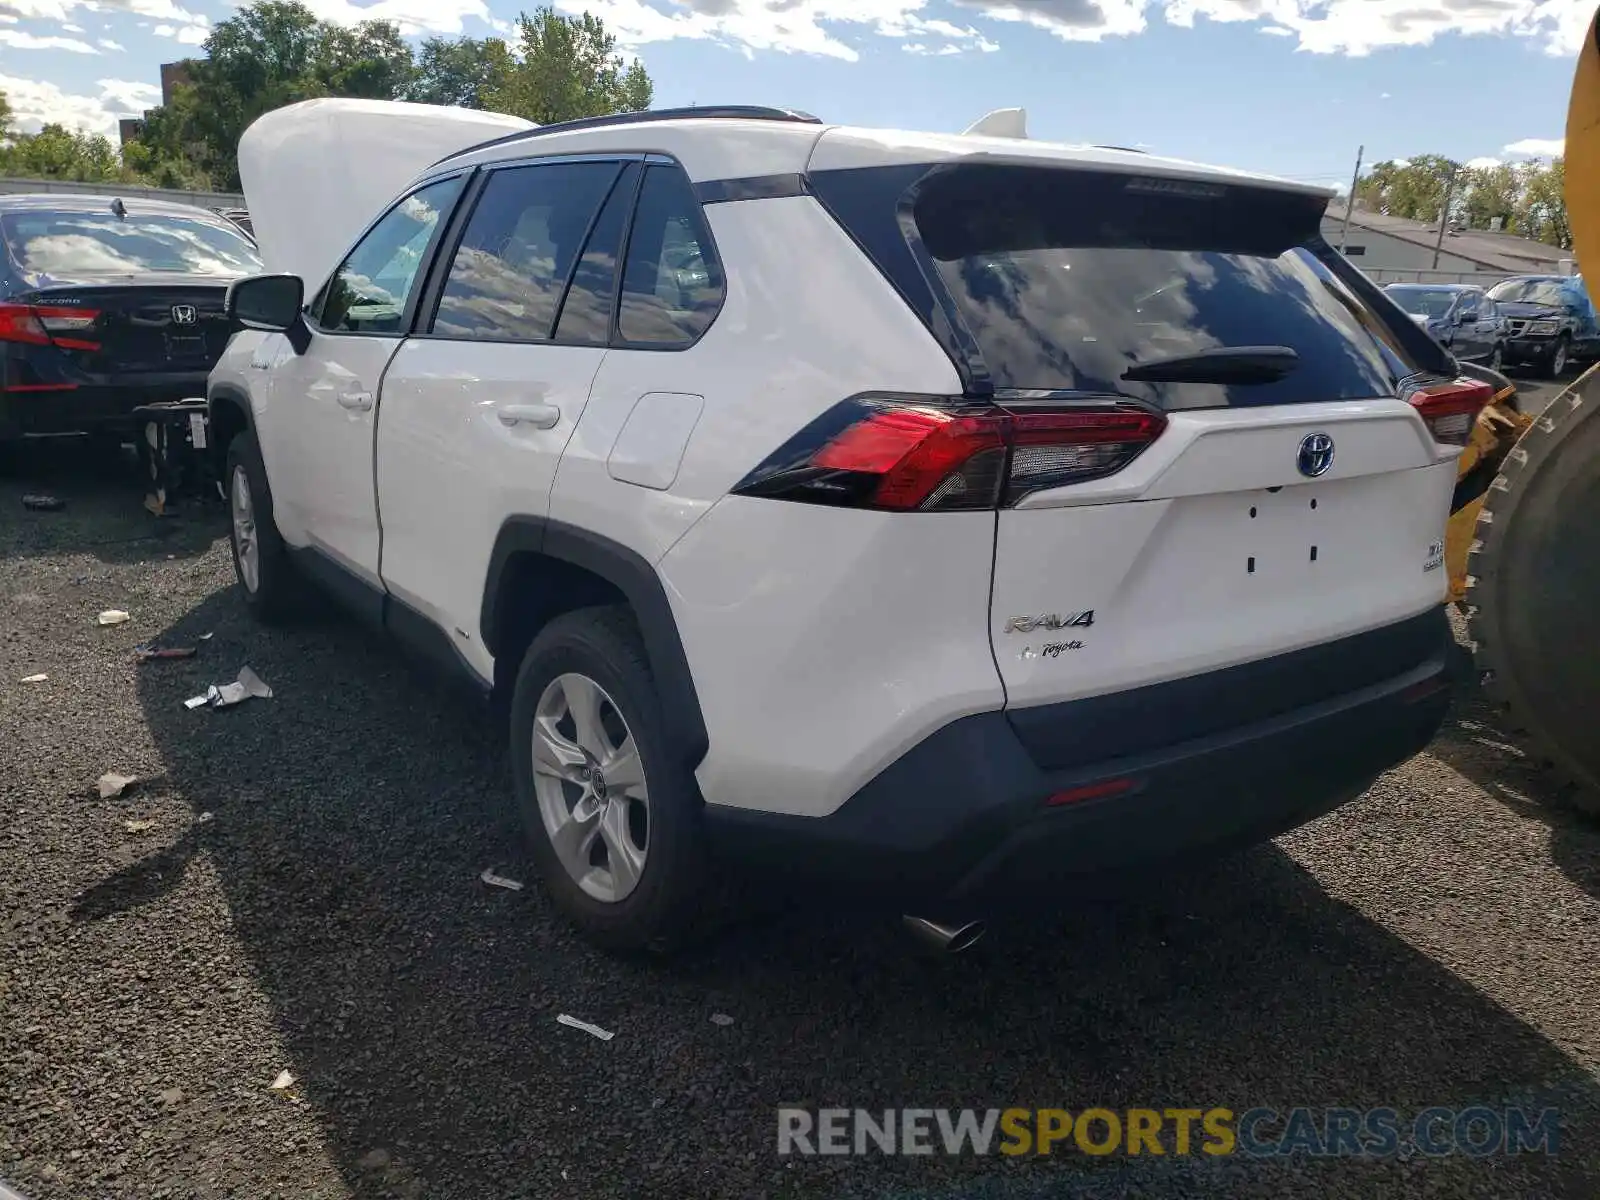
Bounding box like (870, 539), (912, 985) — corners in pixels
(1339, 144), (1363, 252)
(1432, 165), (1460, 269)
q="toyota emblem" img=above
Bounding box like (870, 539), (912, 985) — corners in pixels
(171, 304), (198, 325)
(1296, 432), (1335, 478)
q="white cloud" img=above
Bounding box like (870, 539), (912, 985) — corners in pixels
(98, 37), (124, 49)
(1166, 0), (1588, 56)
(1465, 156), (1502, 169)
(516, 0), (1590, 61)
(60, 19), (81, 29)
(0, 73), (157, 135)
(176, 22), (205, 42)
(1504, 136), (1564, 158)
(296, 0), (492, 36)
(0, 28), (97, 51)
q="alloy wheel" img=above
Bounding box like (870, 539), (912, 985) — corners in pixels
(531, 672), (650, 903)
(230, 464), (260, 594)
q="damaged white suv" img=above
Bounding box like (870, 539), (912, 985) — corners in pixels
(210, 98), (1484, 953)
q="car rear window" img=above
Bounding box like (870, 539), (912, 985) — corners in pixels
(906, 164), (1429, 410)
(0, 209), (262, 277)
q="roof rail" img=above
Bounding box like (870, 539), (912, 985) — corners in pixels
(431, 105), (824, 168)
(1094, 144), (1148, 154)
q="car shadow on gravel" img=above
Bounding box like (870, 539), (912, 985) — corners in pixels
(1428, 688), (1600, 905)
(111, 588), (1600, 1199)
(2, 438), (222, 565)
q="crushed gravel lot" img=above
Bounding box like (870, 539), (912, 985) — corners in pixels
(3, 382), (1599, 1199)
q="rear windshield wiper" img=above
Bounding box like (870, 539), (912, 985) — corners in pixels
(1122, 345), (1300, 385)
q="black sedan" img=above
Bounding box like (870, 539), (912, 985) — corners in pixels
(0, 193), (262, 446)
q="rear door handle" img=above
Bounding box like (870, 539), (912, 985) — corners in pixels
(496, 402), (561, 429)
(337, 389), (374, 411)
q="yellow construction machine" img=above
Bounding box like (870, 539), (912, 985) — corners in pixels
(1445, 9), (1600, 814)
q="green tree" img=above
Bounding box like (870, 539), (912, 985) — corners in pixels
(1461, 162), (1522, 233)
(136, 0), (414, 189)
(0, 123), (128, 182)
(406, 35), (512, 108)
(1519, 158), (1570, 250)
(1355, 154), (1462, 224)
(483, 7), (652, 125)
(0, 88), (13, 141)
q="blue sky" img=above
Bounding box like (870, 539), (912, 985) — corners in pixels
(0, 0), (1577, 189)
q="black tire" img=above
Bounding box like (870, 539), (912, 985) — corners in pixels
(1488, 343), (1505, 373)
(223, 430), (299, 622)
(1546, 335), (1571, 379)
(509, 605), (706, 954)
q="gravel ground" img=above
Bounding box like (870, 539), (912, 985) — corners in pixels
(2, 373), (1598, 1200)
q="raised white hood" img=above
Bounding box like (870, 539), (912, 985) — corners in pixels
(237, 98), (535, 290)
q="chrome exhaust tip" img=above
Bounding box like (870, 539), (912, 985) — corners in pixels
(902, 915), (987, 954)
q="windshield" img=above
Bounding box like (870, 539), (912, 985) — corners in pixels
(1386, 288), (1459, 318)
(0, 208), (263, 277)
(1487, 279), (1572, 307)
(912, 164), (1425, 410)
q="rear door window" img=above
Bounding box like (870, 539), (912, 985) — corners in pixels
(430, 160), (621, 343)
(908, 165), (1429, 410)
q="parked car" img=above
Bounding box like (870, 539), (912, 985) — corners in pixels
(1485, 274), (1598, 377)
(1382, 283), (1509, 369)
(211, 100), (1478, 954)
(0, 194), (262, 446)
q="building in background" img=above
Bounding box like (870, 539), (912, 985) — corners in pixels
(117, 61), (193, 147)
(1323, 201), (1573, 286)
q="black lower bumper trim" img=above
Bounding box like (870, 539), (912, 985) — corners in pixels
(706, 608), (1452, 911)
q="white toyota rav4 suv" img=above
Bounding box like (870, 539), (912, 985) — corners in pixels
(211, 100), (1485, 953)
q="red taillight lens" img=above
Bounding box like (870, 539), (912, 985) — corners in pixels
(1404, 377), (1493, 447)
(0, 303), (100, 351)
(735, 396), (1166, 512)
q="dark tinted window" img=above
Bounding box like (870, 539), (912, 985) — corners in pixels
(0, 208), (260, 276)
(617, 165), (724, 347)
(433, 161), (620, 342)
(553, 163), (639, 345)
(1487, 278), (1573, 307)
(913, 165), (1426, 410)
(316, 176), (462, 334)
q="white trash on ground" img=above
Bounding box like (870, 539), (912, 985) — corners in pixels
(20, 674), (47, 684)
(97, 772), (137, 799)
(480, 868), (524, 891)
(97, 610), (130, 626)
(556, 1014), (615, 1042)
(269, 1070), (295, 1090)
(185, 666), (272, 710)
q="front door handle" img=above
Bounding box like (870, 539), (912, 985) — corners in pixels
(337, 389), (374, 411)
(496, 402), (561, 429)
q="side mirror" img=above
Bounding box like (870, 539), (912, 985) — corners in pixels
(227, 273), (304, 333)
(1456, 308), (1478, 324)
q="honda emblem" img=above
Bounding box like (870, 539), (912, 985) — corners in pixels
(171, 304), (198, 326)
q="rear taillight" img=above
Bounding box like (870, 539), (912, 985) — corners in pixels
(1403, 377), (1494, 447)
(0, 303), (101, 352)
(732, 395), (1166, 511)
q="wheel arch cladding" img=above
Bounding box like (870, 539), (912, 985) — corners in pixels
(207, 385), (252, 457)
(481, 517), (710, 771)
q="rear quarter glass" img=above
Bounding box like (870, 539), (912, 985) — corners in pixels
(811, 163), (1445, 410)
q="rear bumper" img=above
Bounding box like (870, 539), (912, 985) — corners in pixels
(705, 607), (1452, 912)
(0, 376), (209, 439)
